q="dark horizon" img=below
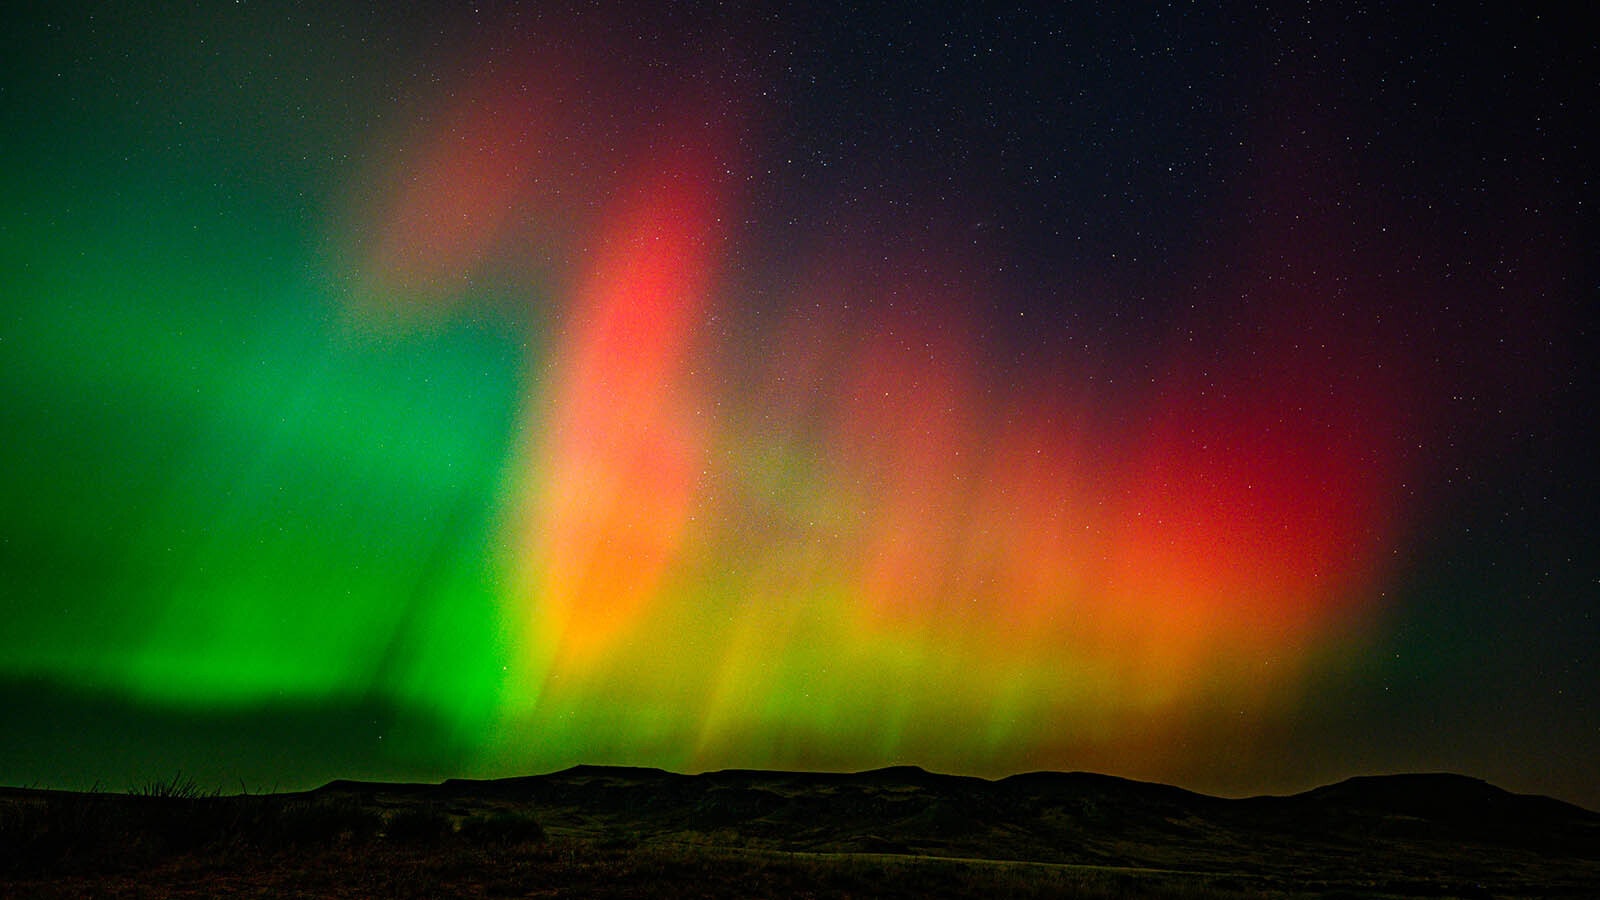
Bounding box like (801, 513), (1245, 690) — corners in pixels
(8, 748), (1599, 819)
(5, 671), (1597, 814)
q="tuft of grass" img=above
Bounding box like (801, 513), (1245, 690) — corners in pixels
(129, 773), (213, 801)
(596, 826), (643, 850)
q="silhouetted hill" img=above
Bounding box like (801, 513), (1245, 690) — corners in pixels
(314, 765), (1600, 833)
(1292, 772), (1599, 826)
(7, 766), (1597, 897)
(306, 764), (1599, 885)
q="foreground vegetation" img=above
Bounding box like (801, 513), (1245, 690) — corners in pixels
(6, 769), (1591, 898)
(6, 845), (1290, 899)
(0, 786), (1273, 898)
(1, 825), (1281, 900)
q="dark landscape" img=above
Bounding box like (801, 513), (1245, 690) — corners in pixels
(4, 766), (1596, 898)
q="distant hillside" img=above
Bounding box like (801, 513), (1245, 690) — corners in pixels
(6, 766), (1596, 897)
(310, 764), (1599, 891)
(1289, 772), (1597, 825)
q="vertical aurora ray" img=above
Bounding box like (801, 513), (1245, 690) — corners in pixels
(511, 132), (735, 689)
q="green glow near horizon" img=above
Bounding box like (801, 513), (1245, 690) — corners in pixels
(2, 201), (524, 740)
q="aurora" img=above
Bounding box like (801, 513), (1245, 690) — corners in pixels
(1, 2), (1592, 809)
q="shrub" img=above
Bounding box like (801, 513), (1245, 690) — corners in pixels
(129, 773), (211, 801)
(384, 805), (454, 844)
(459, 810), (546, 846)
(241, 797), (384, 848)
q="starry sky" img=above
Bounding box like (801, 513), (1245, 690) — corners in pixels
(2, 3), (1594, 807)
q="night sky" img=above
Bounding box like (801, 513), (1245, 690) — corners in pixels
(2, 3), (1594, 808)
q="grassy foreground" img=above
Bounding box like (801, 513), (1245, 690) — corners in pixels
(9, 768), (1595, 898)
(0, 787), (1274, 898)
(6, 839), (1279, 899)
